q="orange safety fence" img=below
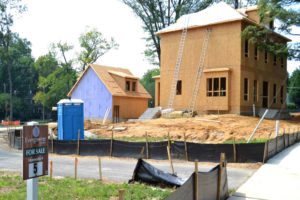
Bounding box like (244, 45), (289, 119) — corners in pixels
(1, 120), (20, 126)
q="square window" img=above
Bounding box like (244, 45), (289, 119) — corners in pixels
(176, 80), (182, 95)
(132, 82), (136, 91)
(126, 81), (130, 91)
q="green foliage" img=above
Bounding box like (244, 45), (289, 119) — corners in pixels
(78, 28), (119, 71)
(34, 52), (59, 78)
(0, 172), (172, 200)
(139, 68), (160, 107)
(289, 68), (300, 106)
(286, 102), (296, 109)
(241, 0), (300, 60)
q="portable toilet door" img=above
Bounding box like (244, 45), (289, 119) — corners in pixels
(57, 99), (84, 140)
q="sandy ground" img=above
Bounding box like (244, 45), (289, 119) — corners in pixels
(86, 114), (300, 143)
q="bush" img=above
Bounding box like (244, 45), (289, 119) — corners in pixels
(287, 102), (296, 109)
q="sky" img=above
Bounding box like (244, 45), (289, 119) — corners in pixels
(12, 0), (299, 78)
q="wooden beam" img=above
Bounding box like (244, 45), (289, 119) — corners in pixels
(194, 159), (198, 200)
(233, 137), (236, 163)
(167, 146), (174, 174)
(184, 132), (188, 161)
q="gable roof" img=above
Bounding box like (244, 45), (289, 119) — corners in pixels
(156, 2), (291, 41)
(68, 64), (151, 99)
(156, 2), (246, 35)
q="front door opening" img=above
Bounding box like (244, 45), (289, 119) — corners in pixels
(113, 105), (120, 123)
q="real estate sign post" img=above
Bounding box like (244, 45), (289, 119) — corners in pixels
(23, 125), (48, 200)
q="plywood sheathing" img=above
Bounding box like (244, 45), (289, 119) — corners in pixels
(68, 64), (151, 99)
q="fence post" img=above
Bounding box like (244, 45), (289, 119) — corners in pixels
(167, 132), (170, 149)
(287, 130), (290, 147)
(233, 137), (236, 163)
(139, 147), (145, 159)
(217, 153), (226, 200)
(50, 160), (53, 181)
(110, 129), (114, 157)
(119, 189), (125, 200)
(184, 132), (188, 161)
(51, 131), (54, 153)
(275, 136), (278, 153)
(145, 132), (149, 159)
(194, 159), (198, 200)
(75, 157), (78, 180)
(283, 129), (286, 149)
(98, 157), (102, 181)
(263, 140), (268, 163)
(167, 146), (174, 174)
(266, 140), (269, 159)
(77, 129), (80, 155)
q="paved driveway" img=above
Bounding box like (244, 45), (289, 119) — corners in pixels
(0, 146), (255, 190)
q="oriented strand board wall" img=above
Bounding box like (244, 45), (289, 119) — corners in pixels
(159, 21), (242, 112)
(113, 96), (148, 119)
(240, 21), (287, 114)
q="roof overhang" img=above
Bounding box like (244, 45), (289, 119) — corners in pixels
(203, 67), (231, 73)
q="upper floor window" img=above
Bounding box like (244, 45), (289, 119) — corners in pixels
(245, 40), (249, 57)
(254, 46), (258, 60)
(176, 80), (182, 95)
(264, 51), (268, 63)
(280, 86), (284, 104)
(281, 57), (284, 68)
(132, 82), (136, 92)
(206, 77), (226, 97)
(126, 81), (130, 91)
(273, 55), (277, 66)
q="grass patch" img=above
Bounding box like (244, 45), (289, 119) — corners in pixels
(223, 138), (268, 144)
(0, 172), (172, 200)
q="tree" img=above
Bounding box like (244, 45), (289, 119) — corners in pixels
(139, 68), (160, 107)
(78, 28), (119, 71)
(289, 68), (300, 107)
(34, 52), (59, 78)
(0, 0), (26, 120)
(34, 42), (77, 114)
(242, 0), (300, 60)
(121, 0), (259, 65)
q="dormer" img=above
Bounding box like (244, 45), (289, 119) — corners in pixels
(108, 70), (139, 93)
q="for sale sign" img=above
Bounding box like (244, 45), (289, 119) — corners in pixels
(23, 125), (48, 180)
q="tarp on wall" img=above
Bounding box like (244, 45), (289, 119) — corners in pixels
(129, 159), (185, 187)
(165, 164), (228, 200)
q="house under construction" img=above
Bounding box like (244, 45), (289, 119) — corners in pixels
(153, 2), (290, 115)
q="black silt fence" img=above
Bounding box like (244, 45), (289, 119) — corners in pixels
(148, 141), (168, 160)
(112, 140), (146, 159)
(187, 143), (234, 162)
(236, 143), (265, 162)
(53, 140), (77, 155)
(79, 140), (110, 156)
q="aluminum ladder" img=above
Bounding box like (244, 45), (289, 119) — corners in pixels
(167, 16), (189, 110)
(188, 28), (212, 115)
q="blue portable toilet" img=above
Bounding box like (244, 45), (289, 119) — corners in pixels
(57, 99), (84, 140)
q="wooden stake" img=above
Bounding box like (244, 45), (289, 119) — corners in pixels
(233, 137), (236, 163)
(145, 132), (149, 159)
(119, 189), (125, 200)
(51, 131), (54, 153)
(263, 141), (268, 164)
(266, 140), (270, 158)
(275, 136), (278, 153)
(167, 132), (170, 148)
(194, 159), (198, 200)
(139, 147), (144, 159)
(75, 157), (78, 180)
(283, 129), (286, 148)
(98, 157), (102, 180)
(217, 153), (226, 200)
(184, 132), (188, 161)
(110, 129), (114, 157)
(287, 132), (290, 147)
(50, 160), (53, 181)
(167, 146), (174, 174)
(77, 129), (80, 155)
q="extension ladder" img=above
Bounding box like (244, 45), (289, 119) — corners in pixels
(167, 16), (190, 110)
(188, 28), (212, 115)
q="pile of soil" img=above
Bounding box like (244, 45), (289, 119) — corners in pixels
(86, 114), (300, 143)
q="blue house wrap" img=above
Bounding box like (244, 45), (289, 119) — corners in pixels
(71, 67), (112, 119)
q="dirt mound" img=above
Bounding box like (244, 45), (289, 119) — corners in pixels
(86, 114), (300, 143)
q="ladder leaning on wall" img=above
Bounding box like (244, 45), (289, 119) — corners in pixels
(188, 28), (212, 115)
(167, 16), (190, 110)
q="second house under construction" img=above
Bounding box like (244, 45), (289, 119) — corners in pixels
(153, 2), (290, 115)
